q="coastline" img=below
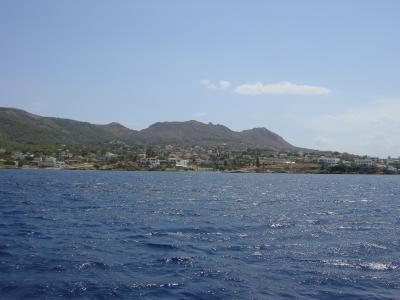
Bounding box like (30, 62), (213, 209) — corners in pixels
(1, 165), (398, 175)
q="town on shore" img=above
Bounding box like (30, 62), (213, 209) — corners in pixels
(0, 143), (398, 175)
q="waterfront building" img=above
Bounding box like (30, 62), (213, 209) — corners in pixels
(354, 159), (375, 167)
(317, 156), (340, 167)
(176, 159), (189, 168)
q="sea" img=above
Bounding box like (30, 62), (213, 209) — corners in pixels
(0, 169), (399, 299)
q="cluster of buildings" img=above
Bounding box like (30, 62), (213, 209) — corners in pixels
(317, 155), (399, 173)
(1, 151), (65, 168)
(317, 156), (378, 168)
(0, 145), (399, 173)
(136, 153), (190, 168)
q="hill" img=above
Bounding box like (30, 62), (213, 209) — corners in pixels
(136, 120), (294, 149)
(136, 120), (240, 145)
(0, 108), (134, 147)
(0, 107), (295, 150)
(238, 127), (294, 149)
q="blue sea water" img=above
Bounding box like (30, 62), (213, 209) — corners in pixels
(0, 170), (400, 299)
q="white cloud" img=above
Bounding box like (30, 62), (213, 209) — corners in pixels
(218, 80), (231, 89)
(200, 79), (231, 90)
(234, 81), (331, 96)
(305, 99), (400, 157)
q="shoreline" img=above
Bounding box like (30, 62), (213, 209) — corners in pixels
(0, 165), (398, 175)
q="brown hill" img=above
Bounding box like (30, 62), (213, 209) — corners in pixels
(0, 107), (295, 150)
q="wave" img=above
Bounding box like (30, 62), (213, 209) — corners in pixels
(321, 259), (398, 271)
(157, 256), (193, 265)
(77, 261), (110, 270)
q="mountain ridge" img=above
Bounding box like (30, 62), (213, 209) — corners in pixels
(0, 107), (295, 150)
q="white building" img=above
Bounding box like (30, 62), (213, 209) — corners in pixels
(317, 156), (340, 166)
(42, 156), (57, 167)
(387, 156), (400, 166)
(56, 161), (65, 168)
(168, 155), (177, 164)
(176, 159), (189, 168)
(355, 159), (375, 167)
(105, 152), (117, 162)
(148, 158), (160, 168)
(167, 154), (189, 168)
(138, 157), (160, 167)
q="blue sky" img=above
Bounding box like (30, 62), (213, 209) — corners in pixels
(1, 1), (399, 157)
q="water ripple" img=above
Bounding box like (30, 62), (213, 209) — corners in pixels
(0, 170), (399, 299)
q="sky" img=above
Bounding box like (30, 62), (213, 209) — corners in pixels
(0, 1), (399, 157)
